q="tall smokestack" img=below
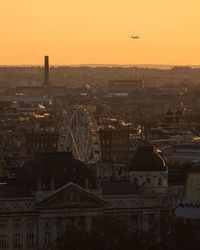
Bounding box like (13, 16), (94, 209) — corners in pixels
(43, 56), (50, 85)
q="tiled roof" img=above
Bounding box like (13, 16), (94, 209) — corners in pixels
(102, 181), (137, 195)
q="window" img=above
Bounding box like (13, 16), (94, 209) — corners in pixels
(148, 214), (154, 224)
(131, 215), (139, 224)
(133, 177), (138, 185)
(65, 218), (72, 225)
(0, 218), (7, 228)
(13, 234), (22, 247)
(27, 217), (34, 228)
(178, 187), (184, 197)
(45, 218), (51, 228)
(27, 234), (34, 246)
(45, 232), (51, 244)
(158, 177), (162, 186)
(0, 235), (8, 246)
(13, 218), (21, 228)
(161, 214), (167, 224)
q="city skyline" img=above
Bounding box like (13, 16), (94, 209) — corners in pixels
(1, 0), (200, 65)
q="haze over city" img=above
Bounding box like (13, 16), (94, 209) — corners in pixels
(1, 1), (200, 250)
(1, 0), (200, 65)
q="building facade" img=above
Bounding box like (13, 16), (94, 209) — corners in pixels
(0, 151), (174, 250)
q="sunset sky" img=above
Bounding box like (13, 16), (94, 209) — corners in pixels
(1, 0), (200, 65)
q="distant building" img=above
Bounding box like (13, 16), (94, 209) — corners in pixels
(109, 79), (144, 90)
(185, 172), (200, 201)
(99, 128), (129, 163)
(26, 132), (59, 161)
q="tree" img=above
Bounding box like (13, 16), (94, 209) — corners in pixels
(55, 216), (141, 250)
(54, 214), (175, 250)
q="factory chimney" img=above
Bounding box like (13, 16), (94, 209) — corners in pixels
(43, 56), (50, 85)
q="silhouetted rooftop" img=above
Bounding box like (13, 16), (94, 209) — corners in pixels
(128, 146), (166, 172)
(16, 152), (92, 190)
(0, 184), (33, 199)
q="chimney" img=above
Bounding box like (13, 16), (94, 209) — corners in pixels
(43, 56), (50, 85)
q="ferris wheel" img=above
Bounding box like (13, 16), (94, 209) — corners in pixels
(58, 105), (101, 163)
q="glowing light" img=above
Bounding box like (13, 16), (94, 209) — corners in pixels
(106, 118), (117, 122)
(121, 121), (132, 127)
(108, 125), (116, 129)
(18, 117), (30, 121)
(32, 113), (50, 118)
(38, 103), (45, 109)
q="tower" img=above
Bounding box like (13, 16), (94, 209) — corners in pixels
(43, 56), (50, 86)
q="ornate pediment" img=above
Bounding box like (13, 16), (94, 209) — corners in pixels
(37, 183), (106, 209)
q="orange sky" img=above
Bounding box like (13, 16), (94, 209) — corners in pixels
(1, 0), (200, 65)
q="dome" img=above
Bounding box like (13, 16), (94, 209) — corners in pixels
(16, 152), (93, 191)
(128, 146), (166, 172)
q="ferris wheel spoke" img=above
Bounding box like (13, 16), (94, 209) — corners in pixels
(83, 130), (92, 160)
(79, 110), (87, 157)
(80, 116), (87, 156)
(85, 140), (94, 161)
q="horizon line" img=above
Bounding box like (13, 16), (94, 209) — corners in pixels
(0, 63), (200, 69)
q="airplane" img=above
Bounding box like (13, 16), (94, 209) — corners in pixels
(131, 35), (140, 39)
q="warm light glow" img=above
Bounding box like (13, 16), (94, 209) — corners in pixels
(38, 103), (45, 109)
(121, 121), (132, 127)
(1, 0), (200, 65)
(32, 113), (50, 118)
(86, 84), (91, 88)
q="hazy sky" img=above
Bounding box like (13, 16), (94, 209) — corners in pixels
(1, 0), (200, 65)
